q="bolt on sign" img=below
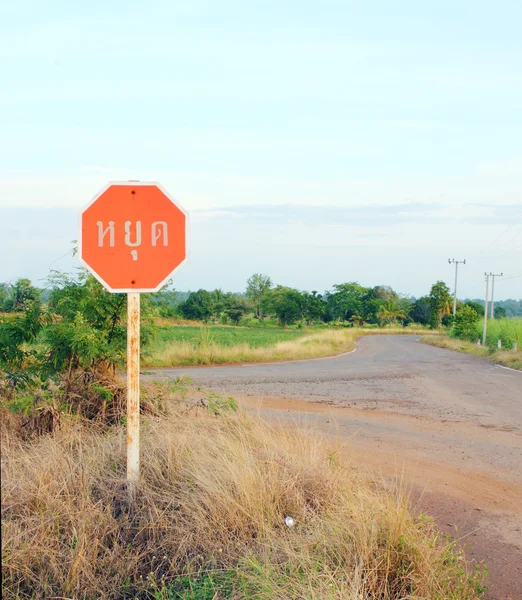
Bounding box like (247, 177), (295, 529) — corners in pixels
(80, 182), (187, 496)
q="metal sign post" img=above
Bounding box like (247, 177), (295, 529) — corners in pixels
(127, 292), (140, 498)
(79, 182), (187, 500)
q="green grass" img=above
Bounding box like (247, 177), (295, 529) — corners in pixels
(474, 317), (522, 349)
(144, 326), (432, 368)
(149, 325), (307, 352)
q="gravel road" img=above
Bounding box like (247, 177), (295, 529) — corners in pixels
(146, 335), (522, 599)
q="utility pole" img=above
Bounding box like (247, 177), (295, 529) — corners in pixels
(490, 273), (503, 319)
(448, 258), (466, 316)
(483, 273), (490, 346)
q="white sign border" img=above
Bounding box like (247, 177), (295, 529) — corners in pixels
(78, 181), (189, 293)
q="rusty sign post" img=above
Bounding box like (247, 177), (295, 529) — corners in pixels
(127, 292), (140, 496)
(80, 182), (187, 496)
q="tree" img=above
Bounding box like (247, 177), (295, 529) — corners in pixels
(348, 314), (364, 327)
(303, 291), (326, 324)
(325, 282), (368, 322)
(152, 288), (180, 318)
(376, 301), (407, 326)
(179, 289), (213, 321)
(263, 286), (305, 326)
(0, 283), (11, 311)
(224, 295), (248, 325)
(410, 296), (432, 325)
(246, 274), (272, 319)
(4, 279), (41, 312)
(464, 300), (483, 318)
(494, 306), (506, 319)
(429, 281), (452, 328)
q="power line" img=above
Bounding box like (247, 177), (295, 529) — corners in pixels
(498, 272), (522, 281)
(474, 209), (522, 256)
(470, 229), (522, 269)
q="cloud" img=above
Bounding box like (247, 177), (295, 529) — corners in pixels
(1, 203), (521, 299)
(192, 203), (521, 227)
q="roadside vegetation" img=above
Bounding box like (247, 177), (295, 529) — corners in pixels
(1, 270), (519, 371)
(1, 380), (487, 599)
(0, 270), (493, 598)
(422, 318), (522, 370)
(422, 335), (522, 371)
(420, 300), (522, 370)
(146, 326), (429, 368)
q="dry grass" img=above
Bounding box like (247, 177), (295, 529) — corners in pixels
(145, 327), (431, 368)
(1, 388), (485, 599)
(422, 335), (522, 371)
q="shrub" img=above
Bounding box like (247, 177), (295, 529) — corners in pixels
(452, 305), (480, 340)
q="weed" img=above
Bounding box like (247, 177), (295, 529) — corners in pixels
(1, 401), (485, 599)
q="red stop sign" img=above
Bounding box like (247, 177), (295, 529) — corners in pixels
(80, 182), (187, 292)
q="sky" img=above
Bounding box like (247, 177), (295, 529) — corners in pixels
(1, 0), (521, 299)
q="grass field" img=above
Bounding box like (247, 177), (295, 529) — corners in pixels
(144, 325), (430, 368)
(475, 317), (522, 349)
(151, 325), (306, 350)
(1, 385), (486, 599)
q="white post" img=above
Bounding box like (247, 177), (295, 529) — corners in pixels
(482, 274), (489, 347)
(453, 261), (458, 316)
(497, 339), (502, 350)
(127, 292), (140, 499)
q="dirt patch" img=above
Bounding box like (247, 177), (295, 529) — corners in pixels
(238, 394), (522, 600)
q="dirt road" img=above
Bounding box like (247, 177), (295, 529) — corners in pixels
(148, 336), (522, 599)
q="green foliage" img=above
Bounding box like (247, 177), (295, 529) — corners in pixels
(464, 301), (483, 318)
(0, 282), (10, 311)
(463, 298), (522, 318)
(376, 300), (407, 326)
(224, 294), (249, 325)
(201, 392), (239, 415)
(246, 273), (272, 319)
(179, 289), (213, 321)
(479, 317), (522, 349)
(0, 279), (42, 312)
(494, 306), (506, 319)
(152, 288), (182, 318)
(0, 299), (44, 386)
(451, 305), (480, 340)
(262, 286), (305, 326)
(0, 270), (155, 390)
(178, 290), (250, 325)
(429, 281), (452, 328)
(411, 296), (432, 326)
(325, 282), (368, 322)
(302, 290), (326, 323)
(158, 570), (238, 599)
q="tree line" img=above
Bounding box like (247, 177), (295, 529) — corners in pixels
(142, 274), (516, 328)
(1, 274), (518, 332)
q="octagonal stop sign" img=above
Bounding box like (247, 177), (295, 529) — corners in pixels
(80, 182), (187, 292)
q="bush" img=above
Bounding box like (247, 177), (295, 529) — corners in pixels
(452, 305), (480, 340)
